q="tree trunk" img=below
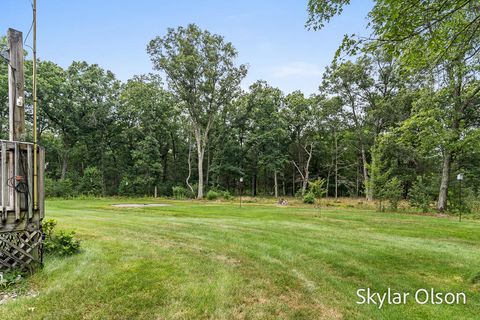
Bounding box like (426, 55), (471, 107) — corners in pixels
(274, 171), (278, 198)
(61, 154), (68, 179)
(196, 145), (204, 199)
(326, 170), (330, 197)
(292, 166), (295, 196)
(294, 143), (313, 196)
(361, 146), (372, 201)
(335, 132), (338, 199)
(186, 136), (194, 195)
(193, 127), (207, 199)
(253, 172), (257, 196)
(437, 152), (451, 212)
(302, 172), (309, 196)
(206, 146), (210, 187)
(171, 132), (177, 182)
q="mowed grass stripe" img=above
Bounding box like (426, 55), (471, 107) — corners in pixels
(0, 199), (478, 319)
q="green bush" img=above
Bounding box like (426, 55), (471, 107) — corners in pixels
(303, 192), (315, 204)
(448, 185), (475, 214)
(294, 189), (304, 198)
(118, 175), (155, 196)
(206, 190), (220, 200)
(222, 191), (233, 200)
(79, 166), (103, 196)
(384, 177), (403, 210)
(118, 176), (133, 196)
(187, 183), (198, 198)
(45, 178), (75, 198)
(172, 186), (188, 199)
(0, 270), (23, 289)
(42, 219), (81, 256)
(308, 178), (327, 198)
(408, 176), (433, 213)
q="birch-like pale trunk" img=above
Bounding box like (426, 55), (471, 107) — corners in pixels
(274, 171), (278, 198)
(186, 135), (194, 195)
(293, 143), (313, 196)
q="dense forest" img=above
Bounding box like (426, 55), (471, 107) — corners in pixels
(1, 0), (479, 214)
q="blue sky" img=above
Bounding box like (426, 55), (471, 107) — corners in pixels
(1, 0), (372, 95)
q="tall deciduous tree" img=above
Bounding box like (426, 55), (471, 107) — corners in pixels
(284, 91), (316, 196)
(321, 58), (375, 200)
(147, 24), (247, 198)
(307, 0), (480, 211)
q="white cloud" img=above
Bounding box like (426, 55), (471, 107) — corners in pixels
(271, 61), (324, 78)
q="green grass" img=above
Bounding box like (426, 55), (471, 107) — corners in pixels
(1, 198), (479, 319)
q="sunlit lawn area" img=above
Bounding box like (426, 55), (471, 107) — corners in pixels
(1, 198), (479, 319)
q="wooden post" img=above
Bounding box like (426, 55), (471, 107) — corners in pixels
(7, 29), (25, 141)
(1, 143), (6, 222)
(7, 29), (25, 216)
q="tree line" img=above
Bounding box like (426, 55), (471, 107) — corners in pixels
(0, 0), (479, 213)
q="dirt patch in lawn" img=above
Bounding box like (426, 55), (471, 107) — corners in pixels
(111, 203), (172, 208)
(0, 289), (38, 305)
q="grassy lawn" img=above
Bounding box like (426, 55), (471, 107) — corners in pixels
(0, 198), (479, 319)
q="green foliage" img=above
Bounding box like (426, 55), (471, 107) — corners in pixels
(42, 219), (81, 256)
(118, 175), (155, 197)
(308, 178), (327, 199)
(448, 185), (476, 215)
(303, 192), (315, 204)
(45, 178), (76, 198)
(222, 191), (233, 200)
(408, 176), (434, 213)
(383, 177), (403, 210)
(172, 186), (188, 200)
(0, 270), (23, 289)
(294, 189), (304, 199)
(79, 166), (103, 196)
(206, 190), (220, 200)
(370, 142), (403, 210)
(148, 24), (247, 198)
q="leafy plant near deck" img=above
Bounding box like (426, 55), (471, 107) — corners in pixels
(42, 219), (81, 256)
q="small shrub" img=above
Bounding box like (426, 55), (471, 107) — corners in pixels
(408, 176), (433, 213)
(222, 191), (233, 200)
(79, 166), (103, 196)
(187, 183), (198, 198)
(384, 177), (403, 210)
(0, 271), (22, 289)
(206, 190), (220, 200)
(45, 178), (75, 198)
(308, 178), (327, 199)
(303, 192), (315, 204)
(118, 176), (133, 196)
(42, 219), (81, 256)
(449, 185), (476, 214)
(294, 189), (304, 198)
(172, 186), (188, 199)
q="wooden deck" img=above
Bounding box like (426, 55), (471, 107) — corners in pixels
(0, 140), (45, 270)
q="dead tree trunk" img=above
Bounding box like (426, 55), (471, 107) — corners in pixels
(293, 143), (313, 196)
